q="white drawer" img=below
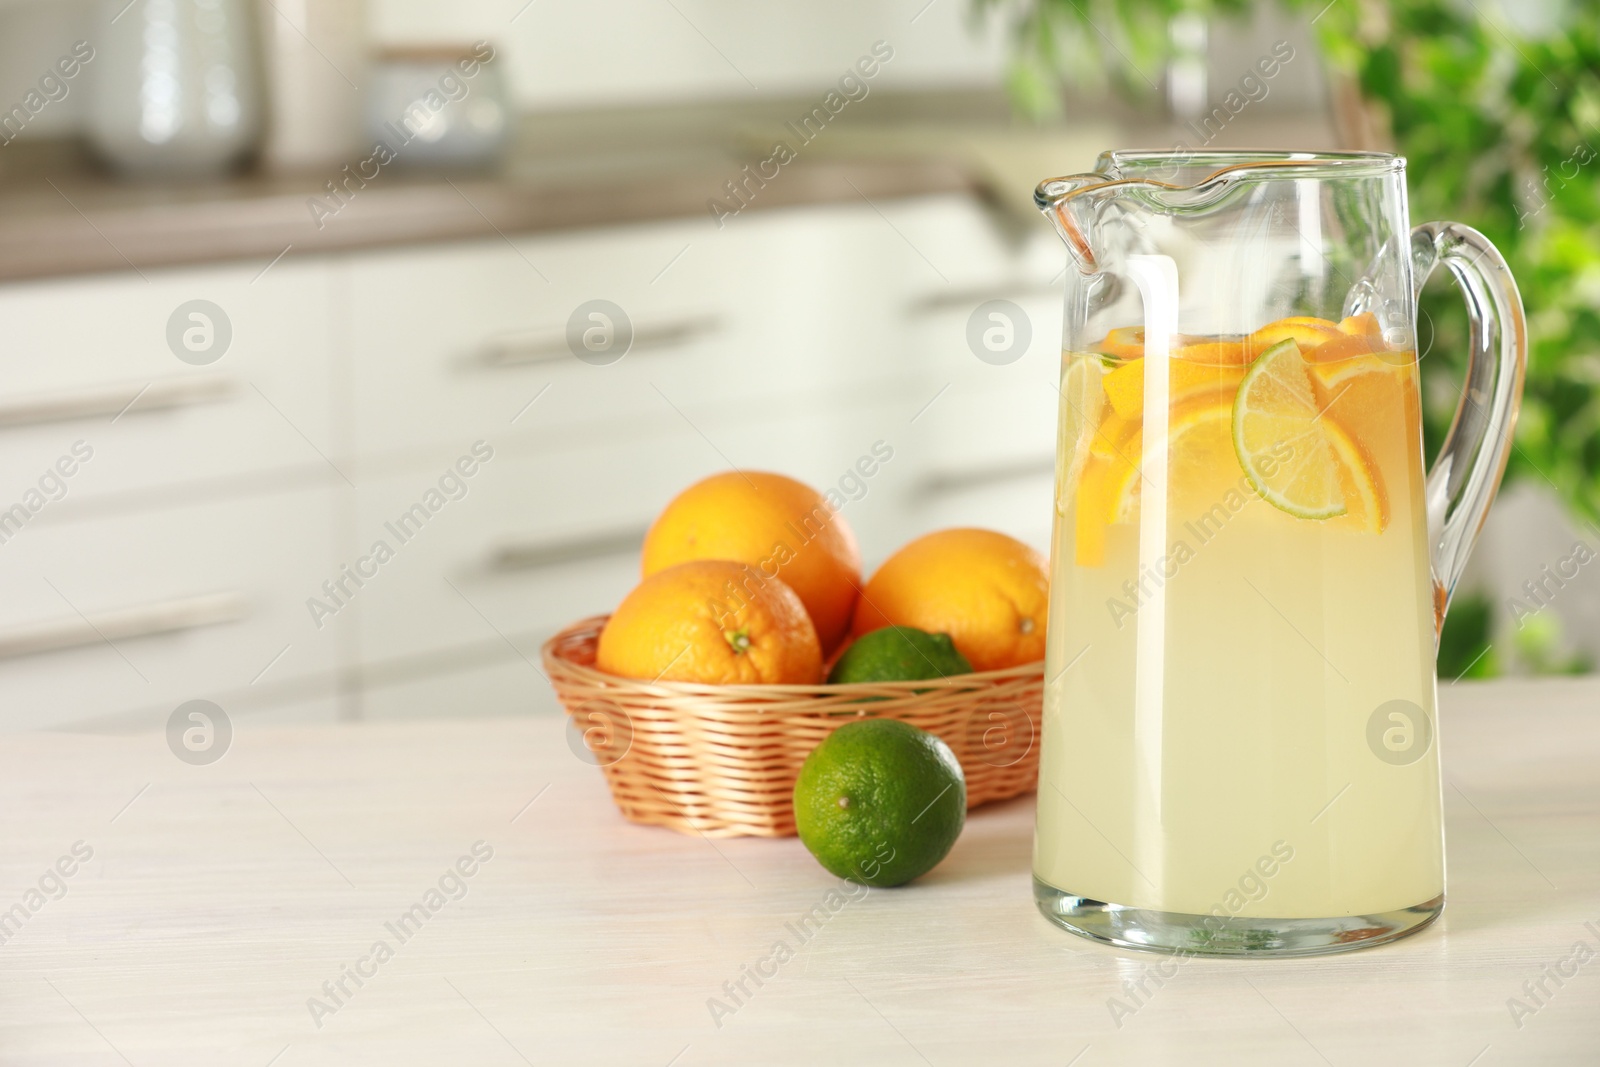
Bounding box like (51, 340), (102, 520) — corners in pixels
(903, 285), (1062, 474)
(0, 485), (344, 731)
(340, 206), (933, 462)
(0, 259), (337, 505)
(80, 685), (345, 732)
(349, 400), (916, 666)
(347, 431), (702, 666)
(359, 657), (563, 721)
(906, 468), (1056, 560)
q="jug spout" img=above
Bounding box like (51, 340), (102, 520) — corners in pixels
(1036, 174), (1104, 271)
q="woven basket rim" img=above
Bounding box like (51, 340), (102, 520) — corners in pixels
(542, 614), (1045, 699)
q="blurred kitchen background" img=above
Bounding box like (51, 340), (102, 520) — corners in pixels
(0, 0), (1590, 730)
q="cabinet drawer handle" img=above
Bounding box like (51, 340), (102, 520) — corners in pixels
(907, 286), (1059, 316)
(0, 376), (234, 429)
(0, 591), (247, 661)
(477, 315), (720, 368)
(486, 526), (646, 573)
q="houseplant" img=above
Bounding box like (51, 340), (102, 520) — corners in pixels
(984, 0), (1600, 675)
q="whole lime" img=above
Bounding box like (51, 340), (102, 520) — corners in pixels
(827, 626), (973, 685)
(793, 718), (966, 887)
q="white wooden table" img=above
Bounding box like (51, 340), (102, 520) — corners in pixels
(1, 677), (1596, 1065)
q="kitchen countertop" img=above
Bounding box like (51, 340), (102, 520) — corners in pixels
(0, 139), (977, 286)
(0, 91), (1339, 283)
(0, 676), (1594, 1065)
(0, 92), (999, 284)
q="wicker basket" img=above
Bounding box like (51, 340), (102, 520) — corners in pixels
(542, 615), (1043, 838)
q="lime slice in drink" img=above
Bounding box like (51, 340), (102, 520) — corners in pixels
(1232, 338), (1348, 520)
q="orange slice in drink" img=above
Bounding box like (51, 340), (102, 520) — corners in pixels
(1302, 332), (1379, 364)
(1093, 326), (1147, 359)
(1103, 397), (1239, 526)
(1074, 457), (1112, 566)
(1244, 316), (1342, 362)
(1232, 339), (1347, 520)
(1101, 357), (1247, 420)
(1176, 339), (1249, 365)
(1309, 350), (1411, 534)
(1309, 350), (1416, 395)
(1323, 418), (1388, 533)
(1099, 360), (1144, 421)
(1090, 411), (1139, 460)
(1091, 326), (1246, 364)
(1338, 312), (1382, 337)
(1056, 356), (1106, 519)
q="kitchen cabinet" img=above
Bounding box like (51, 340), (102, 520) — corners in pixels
(0, 260), (338, 507)
(0, 194), (1065, 729)
(0, 484), (345, 730)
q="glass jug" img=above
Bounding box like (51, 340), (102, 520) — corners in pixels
(1033, 151), (1525, 956)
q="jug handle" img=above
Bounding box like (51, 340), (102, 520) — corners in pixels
(1411, 221), (1528, 634)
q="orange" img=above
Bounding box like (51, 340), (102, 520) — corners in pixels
(596, 560), (822, 684)
(641, 472), (861, 654)
(850, 529), (1048, 671)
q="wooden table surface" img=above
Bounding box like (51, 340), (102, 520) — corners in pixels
(1, 676), (1596, 1065)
